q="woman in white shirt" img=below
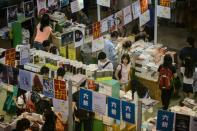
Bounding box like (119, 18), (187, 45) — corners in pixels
(115, 54), (131, 91)
(180, 57), (196, 98)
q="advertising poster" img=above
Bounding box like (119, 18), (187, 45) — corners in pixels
(123, 6), (132, 25)
(43, 77), (54, 98)
(101, 18), (108, 33)
(19, 69), (32, 91)
(92, 21), (101, 40)
(20, 45), (30, 65)
(54, 79), (67, 100)
(5, 48), (16, 67)
(139, 10), (150, 26)
(107, 14), (116, 32)
(157, 5), (171, 19)
(74, 28), (85, 48)
(31, 73), (43, 92)
(115, 10), (124, 29)
(92, 36), (104, 52)
(159, 0), (170, 7)
(71, 0), (84, 13)
(132, 0), (141, 19)
(93, 92), (106, 115)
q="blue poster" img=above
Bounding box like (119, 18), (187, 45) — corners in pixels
(107, 97), (120, 120)
(19, 69), (32, 91)
(79, 88), (93, 111)
(156, 110), (175, 131)
(122, 100), (135, 124)
(43, 77), (54, 98)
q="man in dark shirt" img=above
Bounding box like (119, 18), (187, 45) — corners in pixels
(179, 36), (197, 66)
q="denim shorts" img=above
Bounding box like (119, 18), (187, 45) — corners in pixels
(33, 41), (43, 50)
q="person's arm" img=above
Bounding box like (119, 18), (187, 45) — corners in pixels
(115, 65), (121, 82)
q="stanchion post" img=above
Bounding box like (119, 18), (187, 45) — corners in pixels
(137, 100), (142, 131)
(68, 80), (73, 131)
(154, 0), (158, 45)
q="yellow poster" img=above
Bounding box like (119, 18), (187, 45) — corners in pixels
(68, 44), (76, 60)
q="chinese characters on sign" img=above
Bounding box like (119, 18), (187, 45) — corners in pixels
(92, 22), (101, 40)
(5, 48), (16, 67)
(107, 97), (120, 120)
(156, 110), (175, 131)
(79, 88), (93, 111)
(54, 79), (67, 100)
(160, 0), (170, 7)
(122, 100), (135, 124)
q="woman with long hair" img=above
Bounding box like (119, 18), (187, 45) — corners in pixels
(158, 54), (176, 110)
(181, 56), (195, 97)
(34, 14), (52, 50)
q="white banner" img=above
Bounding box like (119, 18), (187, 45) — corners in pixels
(92, 36), (104, 52)
(132, 0), (141, 19)
(71, 0), (84, 13)
(123, 5), (132, 25)
(157, 5), (171, 19)
(139, 9), (150, 26)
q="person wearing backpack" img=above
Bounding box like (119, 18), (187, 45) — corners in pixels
(158, 54), (177, 110)
(97, 52), (113, 71)
(115, 54), (131, 91)
(180, 57), (196, 98)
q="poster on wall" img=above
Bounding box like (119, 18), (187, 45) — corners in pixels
(37, 0), (47, 16)
(123, 6), (132, 25)
(24, 1), (34, 18)
(60, 0), (69, 8)
(157, 5), (171, 19)
(175, 113), (190, 131)
(139, 9), (150, 26)
(159, 0), (170, 7)
(93, 92), (106, 115)
(97, 0), (110, 7)
(5, 48), (16, 67)
(71, 0), (84, 13)
(115, 10), (124, 29)
(54, 79), (67, 100)
(43, 77), (54, 98)
(74, 28), (84, 48)
(92, 36), (104, 52)
(140, 0), (148, 14)
(132, 0), (141, 19)
(7, 6), (18, 23)
(48, 0), (59, 10)
(92, 22), (101, 40)
(31, 73), (43, 92)
(53, 98), (68, 122)
(20, 45), (30, 65)
(19, 69), (32, 91)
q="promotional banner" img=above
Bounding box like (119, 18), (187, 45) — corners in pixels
(122, 100), (135, 124)
(31, 73), (43, 92)
(132, 0), (141, 19)
(157, 5), (171, 19)
(5, 48), (16, 67)
(19, 69), (32, 91)
(92, 22), (101, 40)
(107, 96), (120, 120)
(123, 5), (132, 25)
(140, 0), (148, 13)
(93, 92), (106, 115)
(74, 28), (85, 48)
(139, 9), (150, 26)
(101, 18), (108, 33)
(156, 110), (175, 131)
(54, 79), (67, 100)
(79, 88), (93, 111)
(71, 0), (84, 13)
(92, 36), (104, 52)
(159, 0), (170, 7)
(43, 77), (54, 98)
(97, 0), (110, 7)
(20, 45), (30, 65)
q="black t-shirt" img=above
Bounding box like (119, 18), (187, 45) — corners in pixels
(179, 47), (197, 64)
(72, 91), (94, 120)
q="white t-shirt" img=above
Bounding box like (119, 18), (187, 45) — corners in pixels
(180, 67), (196, 84)
(117, 63), (131, 83)
(98, 59), (113, 71)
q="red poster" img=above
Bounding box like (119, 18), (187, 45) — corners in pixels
(140, 0), (148, 13)
(5, 48), (16, 67)
(92, 22), (101, 40)
(54, 79), (67, 100)
(160, 0), (170, 7)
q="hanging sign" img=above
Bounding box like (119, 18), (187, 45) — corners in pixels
(93, 92), (106, 115)
(19, 69), (32, 91)
(97, 0), (110, 7)
(140, 0), (148, 13)
(92, 36), (104, 52)
(159, 0), (170, 7)
(20, 45), (30, 65)
(54, 79), (67, 100)
(123, 6), (133, 25)
(37, 0), (47, 16)
(92, 22), (101, 40)
(115, 10), (124, 29)
(122, 100), (135, 124)
(71, 0), (84, 13)
(74, 28), (85, 48)
(79, 88), (93, 111)
(157, 5), (171, 19)
(132, 0), (141, 19)
(107, 96), (120, 120)
(139, 9), (150, 26)
(101, 18), (108, 33)
(5, 48), (16, 67)
(156, 110), (175, 131)
(43, 77), (54, 98)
